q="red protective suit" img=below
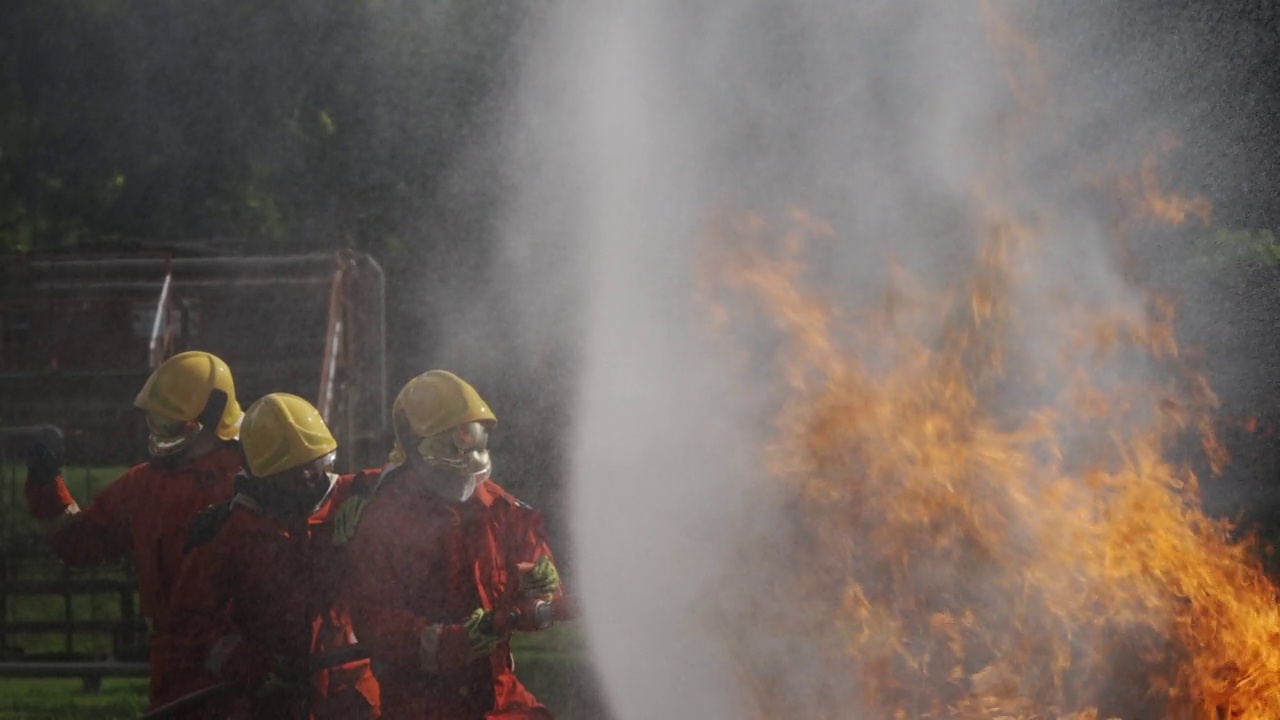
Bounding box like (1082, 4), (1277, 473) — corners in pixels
(169, 471), (381, 719)
(24, 442), (241, 706)
(343, 466), (559, 719)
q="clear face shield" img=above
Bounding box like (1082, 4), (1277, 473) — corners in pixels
(414, 421), (492, 502)
(293, 451), (339, 515)
(145, 412), (203, 459)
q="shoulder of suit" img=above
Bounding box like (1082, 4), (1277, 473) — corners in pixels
(331, 467), (388, 546)
(100, 462), (150, 488)
(349, 468), (384, 497)
(484, 480), (535, 511)
(141, 442), (241, 479)
(183, 498), (238, 554)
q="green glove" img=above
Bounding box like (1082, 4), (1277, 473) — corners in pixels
(462, 607), (500, 661)
(517, 556), (559, 601)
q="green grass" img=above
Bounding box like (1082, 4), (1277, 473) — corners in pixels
(0, 678), (149, 720)
(0, 627), (590, 720)
(6, 591), (138, 658)
(510, 621), (594, 716)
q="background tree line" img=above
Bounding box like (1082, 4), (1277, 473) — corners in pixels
(0, 0), (525, 254)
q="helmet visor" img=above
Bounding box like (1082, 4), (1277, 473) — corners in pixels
(250, 451), (338, 517)
(146, 412), (201, 458)
(417, 421), (491, 477)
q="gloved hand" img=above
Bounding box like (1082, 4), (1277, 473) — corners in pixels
(25, 425), (64, 486)
(423, 608), (501, 673)
(461, 607), (499, 660)
(517, 556), (559, 601)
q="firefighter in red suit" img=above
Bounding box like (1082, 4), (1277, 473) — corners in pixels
(23, 351), (244, 708)
(341, 370), (563, 719)
(170, 392), (380, 719)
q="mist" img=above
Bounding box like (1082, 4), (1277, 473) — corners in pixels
(1, 0), (1276, 717)
(483, 1), (1272, 717)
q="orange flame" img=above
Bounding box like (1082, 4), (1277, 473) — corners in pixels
(698, 208), (1280, 718)
(1139, 135), (1214, 227)
(690, 4), (1273, 716)
(1097, 133), (1214, 230)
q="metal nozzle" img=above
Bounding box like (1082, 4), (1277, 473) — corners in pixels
(532, 600), (555, 630)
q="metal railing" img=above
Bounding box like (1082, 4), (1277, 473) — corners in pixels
(0, 427), (150, 691)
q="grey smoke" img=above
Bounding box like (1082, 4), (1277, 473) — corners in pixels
(489, 1), (1246, 717)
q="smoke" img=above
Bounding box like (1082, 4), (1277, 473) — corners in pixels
(492, 1), (1256, 717)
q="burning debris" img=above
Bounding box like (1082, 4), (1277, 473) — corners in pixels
(681, 3), (1280, 715)
(696, 203), (1280, 718)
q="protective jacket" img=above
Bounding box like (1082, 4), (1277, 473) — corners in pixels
(24, 442), (241, 706)
(343, 466), (557, 719)
(169, 471), (381, 719)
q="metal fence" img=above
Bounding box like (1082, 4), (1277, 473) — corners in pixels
(0, 250), (389, 693)
(0, 428), (149, 689)
(0, 250), (389, 472)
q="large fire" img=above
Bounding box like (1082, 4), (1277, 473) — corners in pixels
(698, 201), (1280, 718)
(695, 181), (1280, 720)
(689, 5), (1280, 717)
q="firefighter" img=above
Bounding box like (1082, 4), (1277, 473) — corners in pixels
(23, 350), (244, 708)
(170, 392), (380, 719)
(341, 370), (564, 719)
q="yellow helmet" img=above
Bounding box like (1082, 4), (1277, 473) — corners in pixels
(240, 393), (338, 478)
(134, 351), (243, 457)
(389, 370), (496, 466)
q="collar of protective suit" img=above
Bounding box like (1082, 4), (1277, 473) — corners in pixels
(229, 482), (343, 532)
(388, 463), (505, 509)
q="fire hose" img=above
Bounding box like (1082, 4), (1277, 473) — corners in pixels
(139, 596), (578, 720)
(137, 645), (367, 720)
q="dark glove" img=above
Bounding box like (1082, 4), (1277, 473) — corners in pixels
(25, 425), (64, 486)
(256, 655), (308, 699)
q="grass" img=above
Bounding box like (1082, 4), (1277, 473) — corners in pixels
(0, 626), (591, 720)
(0, 677), (150, 720)
(6, 594), (135, 659)
(510, 622), (598, 717)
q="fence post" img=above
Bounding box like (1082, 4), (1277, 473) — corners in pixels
(63, 564), (74, 657)
(1, 460), (9, 658)
(118, 586), (136, 658)
(2, 458), (11, 657)
(0, 553), (7, 658)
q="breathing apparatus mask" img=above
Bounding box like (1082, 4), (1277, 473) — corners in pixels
(242, 451), (338, 520)
(411, 421), (492, 503)
(144, 388), (231, 460)
(390, 369), (499, 503)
